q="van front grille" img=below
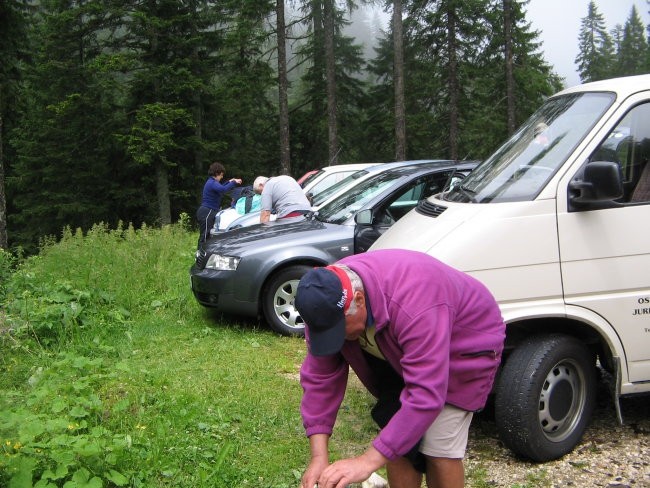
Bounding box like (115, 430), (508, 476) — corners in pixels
(416, 200), (447, 217)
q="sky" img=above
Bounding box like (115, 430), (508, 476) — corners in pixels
(527, 0), (649, 87)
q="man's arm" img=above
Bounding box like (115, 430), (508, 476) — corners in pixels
(260, 210), (272, 223)
(301, 434), (330, 488)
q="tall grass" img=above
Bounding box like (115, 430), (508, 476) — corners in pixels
(0, 218), (376, 487)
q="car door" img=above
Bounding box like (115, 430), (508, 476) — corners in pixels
(354, 170), (455, 253)
(558, 100), (650, 384)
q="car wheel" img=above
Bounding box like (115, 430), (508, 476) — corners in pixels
(494, 334), (597, 462)
(262, 265), (312, 337)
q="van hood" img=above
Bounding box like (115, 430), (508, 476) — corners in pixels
(371, 198), (482, 253)
(372, 197), (559, 274)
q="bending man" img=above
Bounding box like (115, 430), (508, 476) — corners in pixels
(253, 175), (311, 223)
(295, 249), (506, 488)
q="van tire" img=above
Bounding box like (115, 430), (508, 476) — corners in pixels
(494, 334), (597, 462)
(262, 265), (310, 337)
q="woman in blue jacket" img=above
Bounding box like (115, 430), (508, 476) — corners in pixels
(196, 162), (241, 246)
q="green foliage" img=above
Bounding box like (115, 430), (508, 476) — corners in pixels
(121, 103), (196, 167)
(576, 2), (650, 83)
(0, 354), (135, 488)
(0, 248), (17, 300)
(0, 222), (318, 486)
(575, 1), (616, 82)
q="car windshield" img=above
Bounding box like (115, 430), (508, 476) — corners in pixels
(443, 92), (615, 203)
(310, 170), (369, 207)
(316, 168), (410, 224)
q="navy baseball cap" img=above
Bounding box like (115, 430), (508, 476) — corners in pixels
(295, 266), (353, 356)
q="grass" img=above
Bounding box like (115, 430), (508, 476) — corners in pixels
(0, 217), (378, 487)
(0, 216), (546, 487)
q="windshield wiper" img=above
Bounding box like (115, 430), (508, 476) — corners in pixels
(457, 184), (478, 203)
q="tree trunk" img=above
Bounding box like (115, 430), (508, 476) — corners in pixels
(446, 5), (459, 160)
(504, 0), (516, 134)
(277, 0), (291, 174)
(323, 0), (339, 165)
(156, 162), (171, 225)
(0, 113), (7, 249)
(192, 90), (204, 198)
(393, 0), (406, 161)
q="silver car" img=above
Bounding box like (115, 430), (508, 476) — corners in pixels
(190, 160), (477, 335)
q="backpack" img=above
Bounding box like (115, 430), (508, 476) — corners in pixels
(234, 186), (260, 214)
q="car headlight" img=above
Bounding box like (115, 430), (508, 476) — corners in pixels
(205, 254), (241, 271)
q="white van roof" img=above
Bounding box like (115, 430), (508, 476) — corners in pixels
(558, 74), (650, 99)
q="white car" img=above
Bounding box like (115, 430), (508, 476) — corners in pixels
(301, 163), (374, 199)
(210, 163), (373, 234)
(220, 161), (447, 232)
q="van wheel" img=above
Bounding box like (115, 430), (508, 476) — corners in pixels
(494, 334), (597, 462)
(262, 265), (311, 337)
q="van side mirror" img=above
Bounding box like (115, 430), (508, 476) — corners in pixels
(355, 209), (373, 225)
(569, 161), (623, 206)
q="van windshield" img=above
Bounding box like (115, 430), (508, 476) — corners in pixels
(443, 92), (615, 203)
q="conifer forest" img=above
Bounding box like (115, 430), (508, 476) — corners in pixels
(1, 0), (648, 252)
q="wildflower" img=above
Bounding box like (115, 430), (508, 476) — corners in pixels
(136, 424), (146, 430)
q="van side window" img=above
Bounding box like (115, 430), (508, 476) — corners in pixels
(589, 103), (650, 204)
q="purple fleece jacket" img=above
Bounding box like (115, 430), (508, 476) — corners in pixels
(299, 249), (505, 461)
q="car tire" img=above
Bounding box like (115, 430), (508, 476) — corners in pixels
(262, 265), (311, 337)
(494, 334), (597, 462)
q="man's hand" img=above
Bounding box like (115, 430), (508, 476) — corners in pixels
(316, 448), (387, 488)
(301, 455), (329, 488)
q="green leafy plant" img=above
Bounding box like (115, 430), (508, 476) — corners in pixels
(1, 354), (136, 487)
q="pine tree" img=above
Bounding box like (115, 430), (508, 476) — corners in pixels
(575, 1), (615, 82)
(616, 5), (648, 77)
(292, 0), (367, 167)
(277, 0), (292, 174)
(9, 0), (126, 250)
(393, 0), (406, 161)
(0, 0), (31, 249)
(647, 0), (650, 71)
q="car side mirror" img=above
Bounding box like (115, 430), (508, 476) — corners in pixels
(355, 209), (373, 225)
(569, 161), (623, 206)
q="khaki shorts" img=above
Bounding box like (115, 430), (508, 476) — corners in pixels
(419, 404), (473, 459)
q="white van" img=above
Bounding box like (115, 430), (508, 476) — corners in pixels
(369, 75), (650, 462)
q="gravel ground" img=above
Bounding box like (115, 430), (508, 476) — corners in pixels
(466, 392), (650, 487)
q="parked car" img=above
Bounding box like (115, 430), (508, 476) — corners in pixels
(221, 160), (445, 232)
(296, 169), (318, 186)
(190, 160), (476, 336)
(370, 75), (650, 462)
(300, 163), (374, 199)
(210, 163), (373, 234)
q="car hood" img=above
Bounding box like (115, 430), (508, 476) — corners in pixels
(201, 217), (343, 255)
